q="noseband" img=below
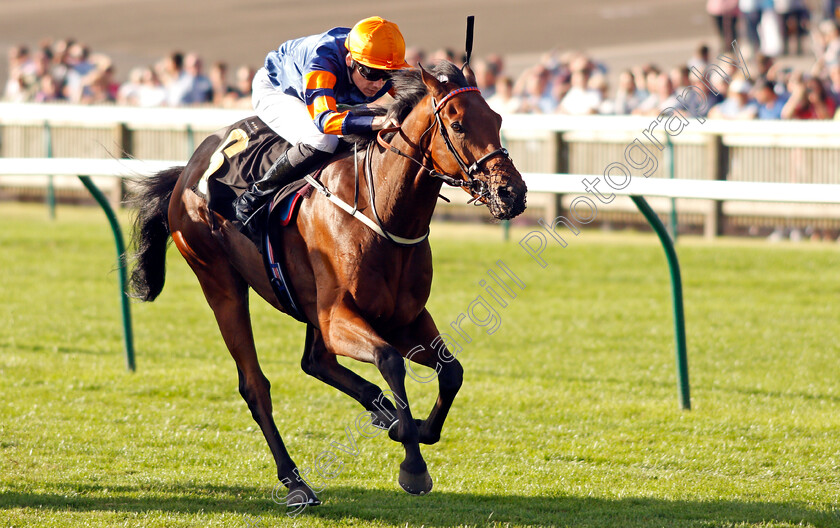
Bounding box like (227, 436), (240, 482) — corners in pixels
(377, 86), (511, 205)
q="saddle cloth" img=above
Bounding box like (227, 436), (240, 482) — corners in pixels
(195, 116), (313, 323)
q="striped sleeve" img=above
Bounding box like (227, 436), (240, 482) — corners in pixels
(303, 70), (374, 135)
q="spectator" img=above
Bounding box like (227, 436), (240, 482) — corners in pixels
(782, 75), (836, 118)
(33, 73), (64, 102)
(485, 53), (505, 80)
(588, 74), (610, 113)
(827, 62), (840, 103)
(739, 0), (763, 57)
(166, 52), (213, 106)
(814, 19), (840, 67)
(472, 59), (497, 99)
(209, 61), (233, 105)
(682, 72), (723, 118)
(670, 65), (692, 93)
(486, 76), (520, 114)
(429, 48), (456, 65)
(631, 64), (654, 100)
(758, 0), (786, 57)
(707, 0), (740, 50)
(30, 49), (52, 82)
(557, 64), (601, 115)
(753, 77), (790, 118)
(708, 79), (759, 118)
(82, 65), (118, 104)
(3, 71), (30, 102)
(549, 69), (571, 107)
(600, 69), (642, 115)
(825, 0), (840, 22)
(634, 71), (679, 116)
(7, 32), (840, 120)
(136, 67), (168, 107)
(49, 39), (73, 88)
(118, 65), (167, 107)
(64, 43), (95, 101)
(777, 0), (810, 55)
(688, 44), (711, 71)
(223, 65), (255, 108)
(117, 67), (144, 105)
(806, 77), (836, 118)
(3, 46), (32, 101)
(514, 64), (555, 114)
(755, 53), (777, 80)
(156, 51), (183, 90)
(404, 46), (425, 67)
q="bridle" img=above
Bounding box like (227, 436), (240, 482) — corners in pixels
(376, 86), (510, 205)
(306, 84), (512, 248)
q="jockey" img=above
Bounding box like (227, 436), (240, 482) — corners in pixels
(234, 16), (410, 225)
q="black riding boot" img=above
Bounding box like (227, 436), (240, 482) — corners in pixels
(234, 143), (331, 226)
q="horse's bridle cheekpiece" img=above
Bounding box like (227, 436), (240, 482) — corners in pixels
(377, 85), (511, 206)
(430, 86), (510, 204)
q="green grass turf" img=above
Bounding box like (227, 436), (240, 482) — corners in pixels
(1, 203), (839, 527)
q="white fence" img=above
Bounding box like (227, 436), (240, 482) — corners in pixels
(3, 157), (840, 209)
(4, 102), (840, 235)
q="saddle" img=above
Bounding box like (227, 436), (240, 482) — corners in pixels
(194, 116), (320, 323)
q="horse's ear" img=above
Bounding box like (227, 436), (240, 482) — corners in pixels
(462, 64), (477, 87)
(418, 63), (447, 100)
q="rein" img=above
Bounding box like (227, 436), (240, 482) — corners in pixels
(303, 140), (430, 247)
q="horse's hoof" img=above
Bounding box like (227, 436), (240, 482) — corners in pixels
(285, 488), (321, 507)
(398, 467), (433, 495)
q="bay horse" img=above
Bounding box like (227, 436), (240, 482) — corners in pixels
(127, 61), (527, 507)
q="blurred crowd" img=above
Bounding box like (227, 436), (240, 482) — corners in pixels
(461, 0), (840, 121)
(6, 1), (840, 121)
(3, 38), (255, 108)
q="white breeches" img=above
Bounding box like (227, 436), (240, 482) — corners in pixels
(251, 67), (339, 153)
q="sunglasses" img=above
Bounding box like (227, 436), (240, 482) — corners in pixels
(354, 61), (390, 82)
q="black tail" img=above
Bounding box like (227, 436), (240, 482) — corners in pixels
(126, 167), (183, 302)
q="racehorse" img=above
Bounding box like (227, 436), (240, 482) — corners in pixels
(127, 61), (527, 506)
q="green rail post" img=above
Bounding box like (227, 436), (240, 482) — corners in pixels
(666, 135), (678, 241)
(186, 124), (195, 158)
(78, 175), (136, 372)
(43, 121), (56, 220)
(630, 195), (689, 410)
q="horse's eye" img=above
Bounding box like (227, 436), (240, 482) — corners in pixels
(450, 122), (463, 133)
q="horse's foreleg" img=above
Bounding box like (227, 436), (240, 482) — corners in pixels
(301, 324), (399, 430)
(392, 309), (463, 445)
(320, 304), (432, 495)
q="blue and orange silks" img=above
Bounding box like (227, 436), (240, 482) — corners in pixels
(263, 27), (390, 136)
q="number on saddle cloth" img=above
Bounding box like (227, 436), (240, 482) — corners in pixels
(191, 116), (311, 322)
(196, 116), (293, 223)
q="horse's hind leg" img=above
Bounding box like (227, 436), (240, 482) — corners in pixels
(175, 228), (319, 506)
(301, 324), (400, 430)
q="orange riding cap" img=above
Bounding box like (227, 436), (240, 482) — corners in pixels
(345, 16), (410, 70)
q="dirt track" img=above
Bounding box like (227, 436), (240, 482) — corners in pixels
(1, 0), (722, 86)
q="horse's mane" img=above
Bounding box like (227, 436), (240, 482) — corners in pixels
(343, 61), (470, 147)
(387, 61), (470, 122)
